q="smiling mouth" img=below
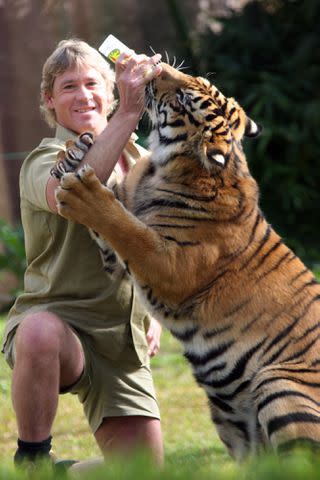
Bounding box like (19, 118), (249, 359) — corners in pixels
(74, 107), (95, 113)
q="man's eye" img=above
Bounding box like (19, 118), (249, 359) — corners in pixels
(87, 81), (98, 87)
(64, 84), (74, 90)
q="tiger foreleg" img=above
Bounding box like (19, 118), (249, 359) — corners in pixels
(55, 165), (215, 305)
(89, 228), (126, 279)
(56, 165), (124, 230)
(56, 165), (171, 276)
(52, 134), (124, 279)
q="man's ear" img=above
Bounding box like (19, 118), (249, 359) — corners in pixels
(44, 91), (54, 109)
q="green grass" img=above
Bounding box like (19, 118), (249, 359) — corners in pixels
(2, 317), (320, 479)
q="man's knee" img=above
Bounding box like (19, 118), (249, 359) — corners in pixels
(15, 312), (66, 358)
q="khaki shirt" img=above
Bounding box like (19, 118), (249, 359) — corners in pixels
(2, 125), (150, 363)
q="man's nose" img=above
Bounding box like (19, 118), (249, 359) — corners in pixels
(76, 85), (93, 101)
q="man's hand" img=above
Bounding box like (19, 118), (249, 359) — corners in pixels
(146, 317), (162, 358)
(115, 52), (162, 117)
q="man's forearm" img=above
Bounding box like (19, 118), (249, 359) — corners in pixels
(78, 109), (141, 183)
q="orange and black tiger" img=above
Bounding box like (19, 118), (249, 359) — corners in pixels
(54, 62), (320, 461)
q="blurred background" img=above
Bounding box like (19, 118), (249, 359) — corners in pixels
(0, 0), (319, 305)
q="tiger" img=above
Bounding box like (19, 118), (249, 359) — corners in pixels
(53, 62), (320, 461)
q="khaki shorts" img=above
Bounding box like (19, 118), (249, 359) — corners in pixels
(4, 326), (160, 434)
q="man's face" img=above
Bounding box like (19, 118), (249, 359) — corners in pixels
(46, 65), (112, 136)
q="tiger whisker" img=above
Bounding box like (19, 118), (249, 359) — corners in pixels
(177, 65), (189, 71)
(176, 59), (186, 71)
(149, 45), (157, 55)
(165, 50), (170, 64)
(171, 56), (177, 68)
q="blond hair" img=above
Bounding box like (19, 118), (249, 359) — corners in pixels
(40, 38), (115, 128)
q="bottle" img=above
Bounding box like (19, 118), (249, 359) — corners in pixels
(99, 34), (132, 63)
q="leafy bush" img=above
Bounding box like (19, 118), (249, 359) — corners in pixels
(0, 219), (26, 295)
(196, 0), (320, 263)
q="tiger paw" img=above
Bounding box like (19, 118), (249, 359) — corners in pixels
(50, 132), (94, 179)
(56, 166), (114, 230)
(76, 164), (101, 186)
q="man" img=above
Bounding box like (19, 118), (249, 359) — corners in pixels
(1, 38), (163, 469)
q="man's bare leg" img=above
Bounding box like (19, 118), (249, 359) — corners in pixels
(12, 311), (84, 462)
(95, 416), (163, 465)
(70, 416), (163, 474)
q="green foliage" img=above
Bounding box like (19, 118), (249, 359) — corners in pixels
(0, 219), (26, 294)
(196, 0), (320, 263)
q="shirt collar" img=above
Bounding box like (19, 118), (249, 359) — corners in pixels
(55, 124), (78, 143)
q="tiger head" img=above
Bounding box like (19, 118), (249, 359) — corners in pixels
(145, 63), (261, 173)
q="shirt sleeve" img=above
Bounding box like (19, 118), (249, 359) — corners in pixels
(20, 144), (65, 212)
(123, 137), (150, 167)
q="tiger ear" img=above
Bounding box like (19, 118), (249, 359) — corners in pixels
(245, 117), (263, 137)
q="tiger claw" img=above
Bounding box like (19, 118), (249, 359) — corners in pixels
(51, 132), (95, 180)
(77, 132), (94, 150)
(77, 164), (95, 181)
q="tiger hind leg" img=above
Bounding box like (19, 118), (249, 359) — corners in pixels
(252, 365), (320, 453)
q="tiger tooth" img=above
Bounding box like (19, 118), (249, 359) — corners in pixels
(213, 154), (225, 166)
